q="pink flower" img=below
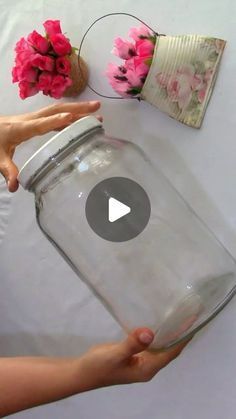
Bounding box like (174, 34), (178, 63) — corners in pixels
(43, 20), (62, 37)
(38, 71), (53, 94)
(112, 37), (136, 60)
(126, 57), (149, 77)
(204, 68), (213, 82)
(15, 37), (34, 53)
(19, 81), (39, 99)
(50, 33), (72, 56)
(56, 56), (71, 75)
(106, 63), (127, 81)
(27, 30), (49, 54)
(106, 62), (143, 97)
(12, 63), (38, 83)
(156, 72), (170, 88)
(108, 79), (131, 97)
(20, 66), (38, 83)
(50, 75), (72, 99)
(125, 69), (142, 87)
(15, 49), (35, 66)
(128, 24), (154, 41)
(136, 38), (154, 58)
(31, 53), (55, 71)
(167, 65), (195, 110)
(191, 73), (204, 91)
(215, 39), (225, 54)
(198, 85), (207, 103)
(12, 66), (21, 83)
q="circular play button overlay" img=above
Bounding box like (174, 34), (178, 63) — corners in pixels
(85, 177), (151, 242)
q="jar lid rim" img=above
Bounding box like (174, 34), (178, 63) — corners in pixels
(18, 116), (102, 190)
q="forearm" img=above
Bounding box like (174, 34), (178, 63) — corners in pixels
(0, 356), (87, 417)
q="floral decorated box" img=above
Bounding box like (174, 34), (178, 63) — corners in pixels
(141, 35), (226, 128)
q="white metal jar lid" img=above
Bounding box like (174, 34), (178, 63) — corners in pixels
(18, 116), (102, 190)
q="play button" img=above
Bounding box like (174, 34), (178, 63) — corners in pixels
(85, 177), (151, 242)
(108, 198), (131, 223)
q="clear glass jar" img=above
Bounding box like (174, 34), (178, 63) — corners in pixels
(19, 116), (236, 349)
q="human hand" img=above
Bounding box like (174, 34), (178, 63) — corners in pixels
(0, 328), (189, 416)
(0, 101), (101, 192)
(76, 328), (189, 391)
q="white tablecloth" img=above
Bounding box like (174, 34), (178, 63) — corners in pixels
(0, 0), (236, 418)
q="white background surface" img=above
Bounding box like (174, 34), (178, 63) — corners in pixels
(0, 0), (236, 418)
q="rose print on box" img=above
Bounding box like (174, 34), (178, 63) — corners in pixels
(141, 35), (226, 128)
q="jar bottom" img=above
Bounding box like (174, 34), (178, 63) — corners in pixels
(151, 272), (236, 350)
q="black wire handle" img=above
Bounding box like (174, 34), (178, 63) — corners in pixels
(77, 12), (163, 100)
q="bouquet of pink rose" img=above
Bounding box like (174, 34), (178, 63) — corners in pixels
(12, 20), (78, 100)
(106, 25), (156, 98)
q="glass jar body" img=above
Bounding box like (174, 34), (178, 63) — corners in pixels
(34, 128), (236, 349)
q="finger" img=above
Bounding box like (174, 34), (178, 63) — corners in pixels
(117, 328), (154, 360)
(20, 113), (73, 140)
(127, 338), (191, 384)
(151, 338), (190, 371)
(0, 155), (19, 192)
(35, 101), (101, 118)
(54, 114), (103, 132)
(70, 113), (103, 122)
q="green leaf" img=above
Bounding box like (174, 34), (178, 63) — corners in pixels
(71, 47), (78, 54)
(186, 92), (199, 112)
(128, 87), (142, 96)
(208, 51), (218, 62)
(149, 35), (157, 45)
(204, 37), (215, 44)
(144, 57), (153, 67)
(159, 87), (167, 99)
(189, 107), (201, 123)
(169, 101), (180, 114)
(194, 60), (205, 74)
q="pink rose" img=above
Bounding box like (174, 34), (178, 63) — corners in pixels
(56, 56), (71, 75)
(31, 53), (55, 71)
(15, 48), (35, 66)
(50, 75), (72, 99)
(215, 39), (225, 54)
(156, 72), (170, 88)
(20, 65), (38, 83)
(167, 65), (195, 110)
(27, 30), (49, 54)
(112, 37), (136, 60)
(136, 38), (154, 58)
(12, 66), (21, 83)
(19, 81), (39, 99)
(204, 68), (213, 82)
(128, 24), (154, 41)
(12, 63), (38, 83)
(15, 37), (34, 53)
(198, 85), (207, 103)
(50, 33), (72, 56)
(43, 20), (62, 37)
(191, 73), (204, 91)
(38, 71), (53, 94)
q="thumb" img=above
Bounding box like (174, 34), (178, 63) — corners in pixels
(117, 328), (154, 360)
(0, 155), (19, 192)
(20, 112), (73, 140)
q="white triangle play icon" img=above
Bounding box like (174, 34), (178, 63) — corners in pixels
(108, 197), (131, 223)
